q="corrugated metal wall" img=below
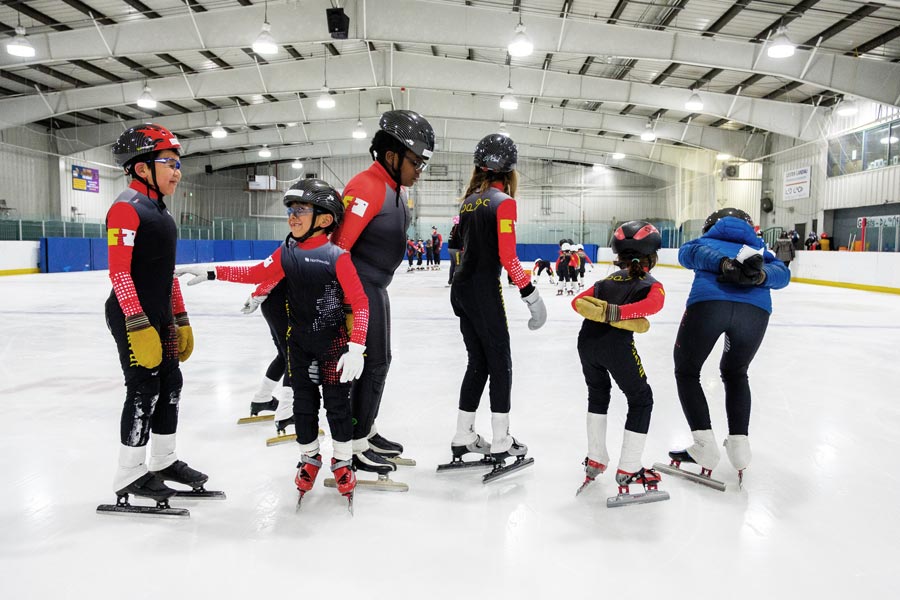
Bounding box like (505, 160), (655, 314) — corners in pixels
(59, 148), (126, 223)
(0, 126), (54, 218)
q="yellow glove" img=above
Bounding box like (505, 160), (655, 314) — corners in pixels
(610, 318), (650, 334)
(344, 304), (354, 335)
(174, 313), (193, 362)
(575, 296), (608, 322)
(125, 313), (162, 369)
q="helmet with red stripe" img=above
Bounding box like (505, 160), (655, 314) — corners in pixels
(612, 220), (661, 257)
(112, 124), (182, 170)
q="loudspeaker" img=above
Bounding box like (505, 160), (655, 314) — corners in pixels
(326, 8), (349, 39)
(761, 197), (774, 213)
(204, 165), (213, 174)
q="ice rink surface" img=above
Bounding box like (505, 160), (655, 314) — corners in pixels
(1, 261), (897, 599)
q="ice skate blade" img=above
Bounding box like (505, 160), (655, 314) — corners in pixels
(436, 457), (495, 473)
(575, 479), (594, 496)
(386, 456), (416, 467)
(266, 433), (296, 446)
(97, 503), (189, 518)
(237, 414), (275, 425)
(324, 476), (408, 493)
(482, 457), (534, 484)
(172, 488), (226, 500)
(606, 489), (670, 508)
(652, 462), (726, 492)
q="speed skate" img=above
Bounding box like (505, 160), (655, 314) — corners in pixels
(606, 468), (669, 508)
(653, 454), (727, 492)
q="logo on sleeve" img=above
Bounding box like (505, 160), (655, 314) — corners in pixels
(351, 198), (369, 218)
(499, 219), (514, 234)
(107, 228), (136, 247)
(263, 256), (274, 267)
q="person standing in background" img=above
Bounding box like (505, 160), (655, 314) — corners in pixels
(773, 231), (795, 267)
(431, 226), (443, 270)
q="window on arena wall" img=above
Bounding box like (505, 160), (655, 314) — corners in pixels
(827, 118), (900, 177)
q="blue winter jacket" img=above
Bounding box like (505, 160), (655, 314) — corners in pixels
(679, 217), (790, 314)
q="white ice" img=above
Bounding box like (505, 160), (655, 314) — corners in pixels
(1, 262), (898, 598)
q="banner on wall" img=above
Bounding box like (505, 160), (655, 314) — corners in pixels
(72, 165), (100, 193)
(783, 166), (810, 201)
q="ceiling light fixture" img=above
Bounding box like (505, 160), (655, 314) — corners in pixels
(317, 47), (336, 109)
(835, 97), (858, 117)
(259, 144), (272, 158)
(291, 159), (303, 169)
(611, 152), (625, 160)
(499, 66), (519, 110)
(5, 17), (35, 58)
(716, 153), (732, 161)
(211, 119), (227, 139)
(685, 92), (704, 112)
(640, 122), (656, 142)
(137, 84), (157, 109)
(767, 27), (795, 59)
(592, 164), (604, 172)
(252, 0), (278, 55)
(352, 120), (367, 139)
(880, 136), (899, 145)
(507, 13), (533, 58)
(498, 122), (510, 137)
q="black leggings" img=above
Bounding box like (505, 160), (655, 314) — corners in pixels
(451, 277), (512, 413)
(578, 328), (653, 434)
(350, 278), (391, 440)
(106, 297), (181, 446)
(673, 301), (769, 436)
(260, 283), (289, 384)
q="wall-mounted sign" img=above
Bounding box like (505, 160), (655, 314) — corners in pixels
(857, 215), (899, 228)
(783, 166), (810, 201)
(72, 165), (99, 193)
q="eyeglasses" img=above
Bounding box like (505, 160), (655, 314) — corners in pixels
(285, 206), (315, 218)
(405, 153), (429, 172)
(153, 158), (182, 171)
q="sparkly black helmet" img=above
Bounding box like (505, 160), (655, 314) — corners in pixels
(702, 207), (753, 233)
(612, 221), (662, 257)
(112, 124), (181, 169)
(379, 110), (435, 159)
(283, 178), (344, 227)
(474, 134), (517, 173)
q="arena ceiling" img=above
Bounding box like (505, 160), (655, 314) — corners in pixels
(1, 0), (899, 173)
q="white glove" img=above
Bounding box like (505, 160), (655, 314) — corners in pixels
(336, 342), (366, 383)
(174, 265), (214, 286)
(240, 294), (267, 314)
(521, 288), (547, 331)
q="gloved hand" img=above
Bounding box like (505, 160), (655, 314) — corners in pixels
(336, 342), (366, 383)
(574, 296), (622, 323)
(241, 294), (267, 314)
(174, 312), (193, 362)
(610, 318), (650, 334)
(521, 287), (547, 330)
(718, 257), (766, 286)
(173, 265), (215, 286)
(125, 313), (162, 369)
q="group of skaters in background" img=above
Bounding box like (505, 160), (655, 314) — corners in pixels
(101, 110), (792, 517)
(406, 226), (444, 271)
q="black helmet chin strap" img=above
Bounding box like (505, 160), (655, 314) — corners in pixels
(292, 208), (327, 244)
(131, 158), (164, 201)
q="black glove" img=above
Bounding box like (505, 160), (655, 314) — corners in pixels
(717, 257), (766, 286)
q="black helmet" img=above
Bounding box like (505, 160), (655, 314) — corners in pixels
(702, 207), (753, 233)
(379, 110), (435, 159)
(474, 134), (517, 173)
(612, 221), (662, 257)
(283, 178), (343, 227)
(112, 124), (181, 169)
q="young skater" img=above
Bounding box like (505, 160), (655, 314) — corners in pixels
(531, 257), (555, 285)
(660, 208), (790, 489)
(176, 179), (369, 511)
(440, 133), (547, 483)
(571, 221), (668, 506)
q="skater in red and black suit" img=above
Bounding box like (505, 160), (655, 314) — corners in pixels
(571, 221), (667, 501)
(331, 110), (435, 475)
(104, 124), (209, 507)
(446, 133), (547, 475)
(176, 180), (368, 511)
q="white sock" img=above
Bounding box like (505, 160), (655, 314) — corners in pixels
(451, 410), (478, 446)
(274, 386), (293, 421)
(724, 435), (751, 470)
(148, 432), (177, 471)
(490, 413), (512, 454)
(687, 429), (721, 470)
(113, 444), (148, 493)
(586, 413), (609, 466)
(252, 376), (279, 404)
(333, 440), (353, 462)
(617, 430), (647, 474)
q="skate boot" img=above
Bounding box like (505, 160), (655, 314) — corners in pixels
(653, 429), (726, 492)
(294, 453), (323, 509)
(98, 473), (187, 517)
(331, 458), (357, 514)
(556, 288), (564, 296)
(117, 472), (177, 503)
(327, 449), (407, 492)
(575, 458), (607, 496)
(437, 435), (494, 472)
(723, 435), (751, 487)
(607, 467), (669, 508)
(484, 413), (534, 483)
(250, 397), (278, 417)
(265, 415), (297, 446)
(238, 376), (281, 424)
(369, 431), (415, 467)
